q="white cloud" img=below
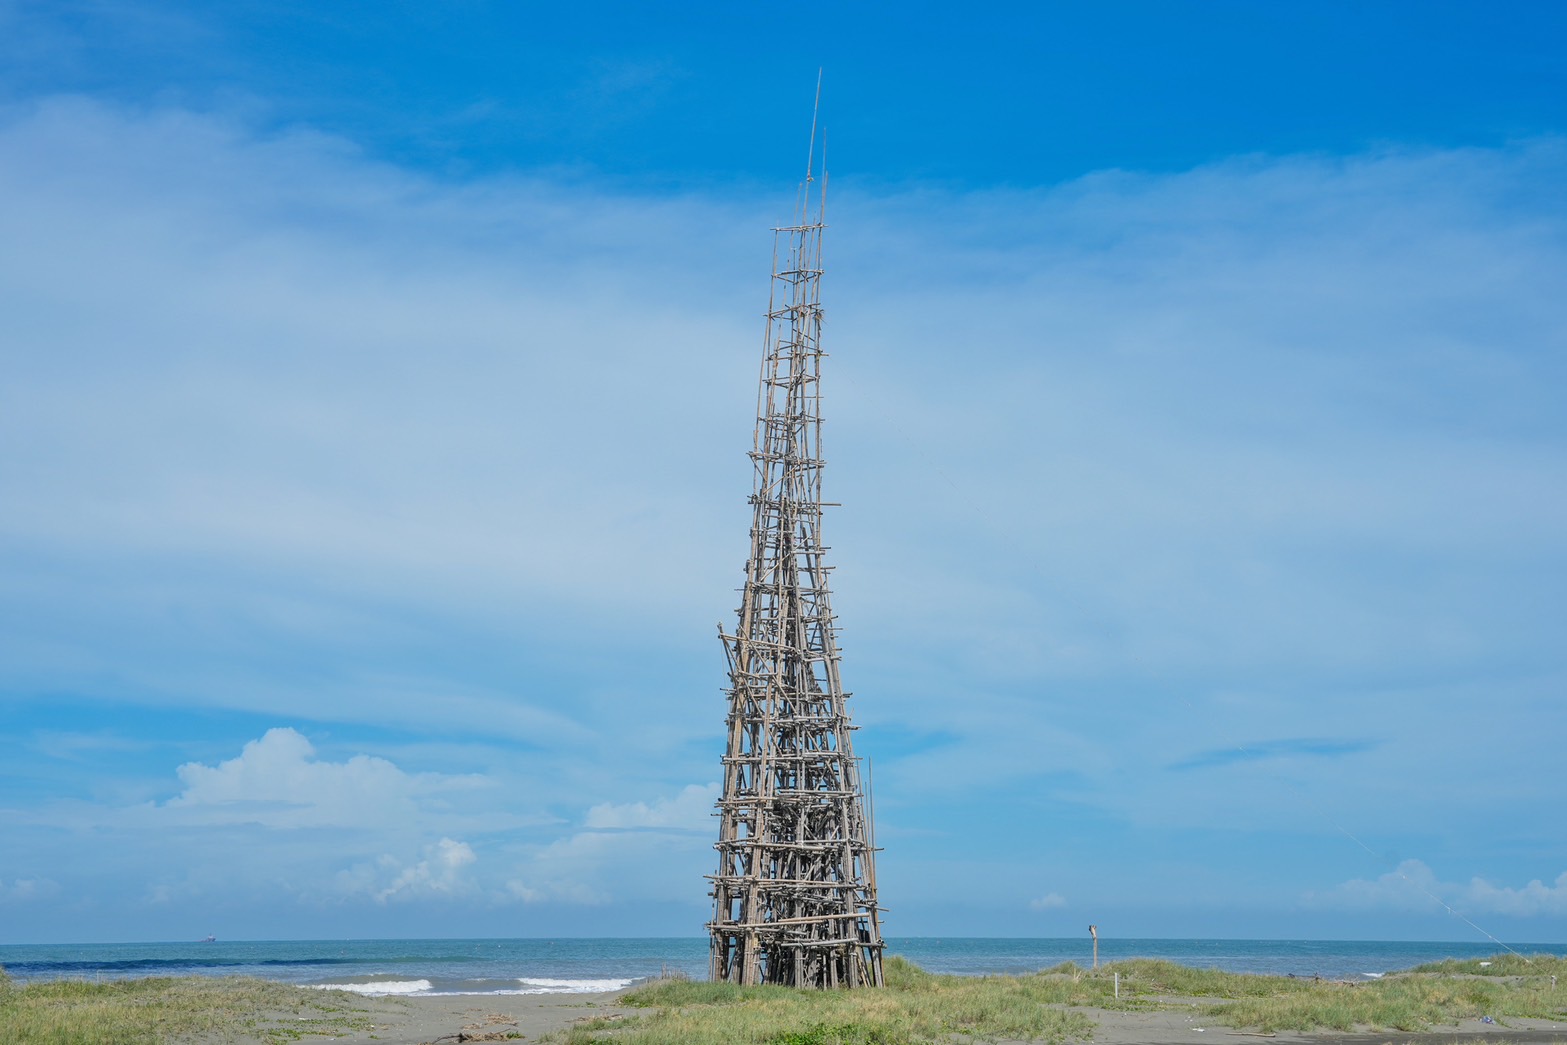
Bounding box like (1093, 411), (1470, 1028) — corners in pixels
(1464, 871), (1567, 916)
(373, 838), (478, 903)
(1308, 860), (1567, 917)
(0, 96), (753, 621)
(165, 727), (488, 829)
(334, 837), (478, 903)
(0, 95), (757, 754)
(1, 94), (1565, 937)
(1029, 892), (1068, 911)
(1308, 859), (1445, 912)
(584, 783), (719, 830)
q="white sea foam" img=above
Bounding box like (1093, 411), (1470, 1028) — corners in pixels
(513, 977), (637, 993)
(312, 979), (433, 996)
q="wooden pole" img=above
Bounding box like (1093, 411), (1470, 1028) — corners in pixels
(1089, 924), (1099, 971)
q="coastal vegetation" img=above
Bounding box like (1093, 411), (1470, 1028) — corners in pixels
(554, 956), (1093, 1045)
(1409, 952), (1567, 977)
(0, 967), (381, 1045)
(553, 953), (1567, 1044)
(1210, 953), (1567, 1033)
(3, 953), (1564, 1044)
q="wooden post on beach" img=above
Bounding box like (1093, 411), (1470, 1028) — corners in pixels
(1089, 925), (1099, 970)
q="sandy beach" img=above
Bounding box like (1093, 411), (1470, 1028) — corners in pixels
(228, 989), (636, 1044)
(221, 990), (1567, 1045)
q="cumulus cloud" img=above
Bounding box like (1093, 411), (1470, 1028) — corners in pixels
(1029, 892), (1068, 910)
(374, 838), (477, 903)
(334, 837), (478, 903)
(1309, 860), (1567, 917)
(165, 727), (488, 829)
(584, 783), (720, 830)
(1464, 872), (1567, 916)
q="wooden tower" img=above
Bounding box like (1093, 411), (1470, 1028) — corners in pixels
(707, 103), (885, 989)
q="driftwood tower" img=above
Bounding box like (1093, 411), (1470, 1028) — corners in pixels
(708, 106), (885, 989)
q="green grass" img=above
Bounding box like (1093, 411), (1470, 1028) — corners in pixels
(0, 966), (388, 1045)
(1055, 959), (1300, 1001)
(1207, 969), (1567, 1033)
(1066, 955), (1566, 1033)
(1408, 952), (1567, 977)
(544, 953), (1567, 1044)
(547, 956), (1095, 1045)
(7, 952), (1564, 1044)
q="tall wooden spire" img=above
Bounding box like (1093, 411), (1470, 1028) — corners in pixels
(707, 95), (885, 988)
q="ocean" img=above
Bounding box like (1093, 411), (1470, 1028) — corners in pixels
(3, 938), (1564, 996)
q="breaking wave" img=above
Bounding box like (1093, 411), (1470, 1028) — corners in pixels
(513, 977), (637, 993)
(313, 979), (433, 996)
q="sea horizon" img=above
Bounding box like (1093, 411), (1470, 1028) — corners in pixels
(6, 936), (1567, 995)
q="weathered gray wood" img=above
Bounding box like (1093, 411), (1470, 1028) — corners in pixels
(706, 102), (884, 990)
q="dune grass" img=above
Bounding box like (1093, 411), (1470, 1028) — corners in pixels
(0, 966), (385, 1045)
(1095, 955), (1567, 1034)
(1204, 967), (1567, 1033)
(1062, 955), (1567, 1033)
(1408, 952), (1567, 977)
(1027, 955), (1567, 1033)
(548, 953), (1567, 1044)
(549, 957), (1095, 1045)
(6, 951), (1565, 1044)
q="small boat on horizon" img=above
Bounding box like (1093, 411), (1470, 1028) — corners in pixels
(201, 935), (216, 943)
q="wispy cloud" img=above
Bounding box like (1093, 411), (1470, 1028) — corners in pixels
(1169, 737), (1380, 772)
(2, 95), (1565, 937)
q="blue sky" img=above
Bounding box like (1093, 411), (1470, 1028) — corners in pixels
(2, 1), (1566, 946)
